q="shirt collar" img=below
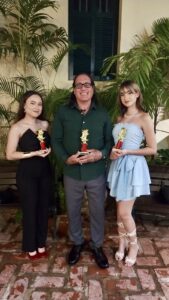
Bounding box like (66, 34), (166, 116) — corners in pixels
(71, 101), (96, 111)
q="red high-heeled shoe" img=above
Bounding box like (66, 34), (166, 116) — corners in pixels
(27, 252), (40, 260)
(38, 249), (48, 258)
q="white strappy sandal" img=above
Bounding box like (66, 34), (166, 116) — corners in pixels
(115, 222), (128, 261)
(125, 229), (139, 267)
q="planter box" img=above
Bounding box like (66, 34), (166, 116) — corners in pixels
(149, 165), (169, 193)
(134, 164), (169, 224)
(0, 160), (19, 205)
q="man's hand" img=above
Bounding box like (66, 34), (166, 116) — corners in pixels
(78, 149), (102, 164)
(66, 149), (102, 165)
(66, 152), (82, 165)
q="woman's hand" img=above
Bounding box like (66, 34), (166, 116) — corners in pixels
(35, 147), (51, 158)
(110, 148), (127, 160)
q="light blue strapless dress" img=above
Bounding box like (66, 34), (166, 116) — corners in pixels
(107, 123), (151, 201)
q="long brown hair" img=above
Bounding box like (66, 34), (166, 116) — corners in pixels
(117, 80), (145, 116)
(16, 90), (45, 122)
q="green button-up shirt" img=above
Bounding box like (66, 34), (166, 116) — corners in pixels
(51, 102), (113, 181)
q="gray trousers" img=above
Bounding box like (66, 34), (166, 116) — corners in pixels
(64, 174), (106, 247)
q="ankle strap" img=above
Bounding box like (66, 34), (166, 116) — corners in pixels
(130, 239), (137, 245)
(117, 222), (124, 228)
(119, 231), (127, 238)
(127, 229), (136, 237)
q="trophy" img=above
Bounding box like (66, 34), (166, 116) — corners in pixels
(115, 127), (127, 149)
(37, 129), (46, 150)
(79, 129), (89, 155)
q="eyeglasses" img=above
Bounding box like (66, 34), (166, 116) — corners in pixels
(74, 82), (92, 89)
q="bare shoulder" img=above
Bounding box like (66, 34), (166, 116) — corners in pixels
(39, 120), (49, 130)
(9, 121), (22, 133)
(8, 121), (24, 140)
(139, 112), (154, 131)
(140, 111), (152, 123)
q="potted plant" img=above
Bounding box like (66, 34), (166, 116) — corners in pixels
(101, 17), (169, 133)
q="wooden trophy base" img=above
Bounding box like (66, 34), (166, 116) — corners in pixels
(78, 151), (90, 156)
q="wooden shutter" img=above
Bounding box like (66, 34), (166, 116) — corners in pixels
(69, 0), (119, 80)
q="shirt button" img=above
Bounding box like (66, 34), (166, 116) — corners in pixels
(83, 121), (85, 124)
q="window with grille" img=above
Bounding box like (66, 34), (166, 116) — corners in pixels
(69, 0), (119, 80)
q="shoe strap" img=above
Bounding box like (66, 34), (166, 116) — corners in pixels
(117, 222), (126, 239)
(127, 229), (136, 237)
(129, 239), (138, 245)
(125, 256), (136, 265)
(117, 222), (124, 228)
(119, 231), (127, 238)
(126, 229), (138, 245)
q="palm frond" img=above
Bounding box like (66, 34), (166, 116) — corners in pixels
(97, 88), (118, 122)
(0, 0), (68, 71)
(13, 76), (46, 98)
(0, 77), (22, 100)
(0, 75), (46, 102)
(153, 18), (169, 50)
(45, 87), (70, 121)
(101, 53), (125, 76)
(51, 45), (69, 72)
(29, 0), (58, 12)
(28, 49), (49, 70)
(38, 27), (68, 49)
(0, 104), (13, 123)
(0, 0), (15, 15)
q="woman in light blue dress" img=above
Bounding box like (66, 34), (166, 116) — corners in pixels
(107, 80), (157, 266)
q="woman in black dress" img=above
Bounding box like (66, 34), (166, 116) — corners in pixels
(6, 91), (52, 260)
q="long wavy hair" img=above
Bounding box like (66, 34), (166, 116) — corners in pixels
(16, 90), (45, 122)
(69, 73), (97, 106)
(117, 80), (145, 116)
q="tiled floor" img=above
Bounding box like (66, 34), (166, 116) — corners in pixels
(0, 204), (169, 300)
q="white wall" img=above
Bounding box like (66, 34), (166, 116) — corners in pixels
(44, 0), (70, 89)
(120, 0), (169, 52)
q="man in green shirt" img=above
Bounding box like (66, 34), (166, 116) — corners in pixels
(52, 73), (112, 268)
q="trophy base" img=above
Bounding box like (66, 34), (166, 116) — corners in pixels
(78, 151), (90, 156)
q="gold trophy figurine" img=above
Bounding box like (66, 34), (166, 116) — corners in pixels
(115, 127), (127, 149)
(79, 129), (89, 155)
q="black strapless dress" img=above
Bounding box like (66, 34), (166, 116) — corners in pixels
(16, 129), (52, 252)
(17, 129), (51, 178)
